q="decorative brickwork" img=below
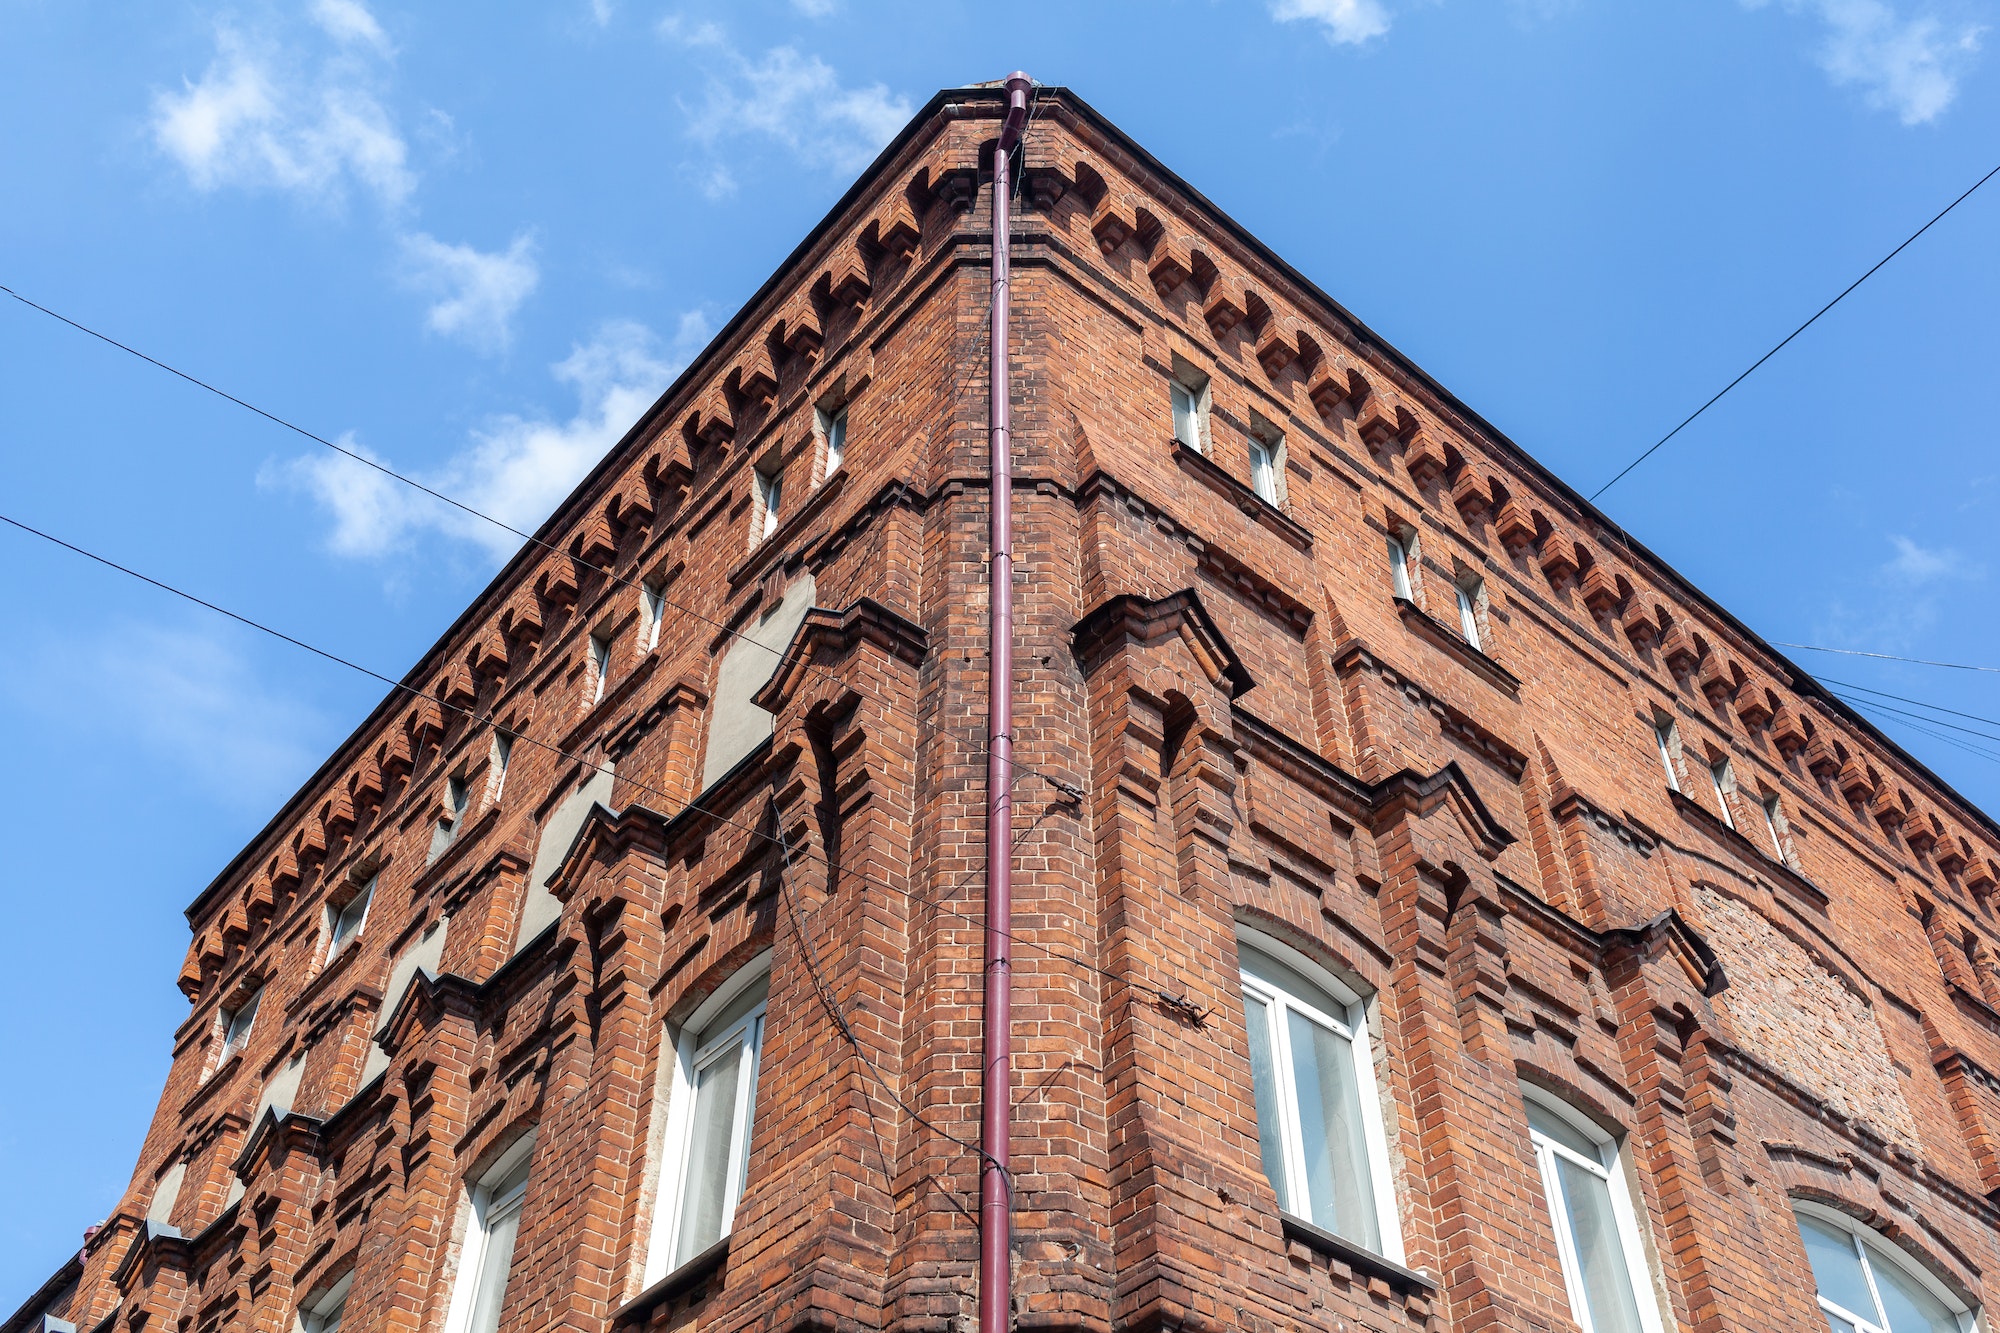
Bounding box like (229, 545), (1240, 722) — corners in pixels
(23, 83), (2000, 1333)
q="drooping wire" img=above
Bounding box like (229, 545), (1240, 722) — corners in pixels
(1819, 676), (2000, 732)
(0, 277), (1074, 798)
(1775, 641), (2000, 675)
(0, 507), (1194, 1028)
(1589, 158), (2000, 500)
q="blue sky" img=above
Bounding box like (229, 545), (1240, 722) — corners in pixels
(3, 0), (1998, 1299)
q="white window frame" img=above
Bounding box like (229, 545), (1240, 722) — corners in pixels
(756, 467), (783, 542)
(299, 1271), (353, 1333)
(587, 634), (611, 705)
(643, 952), (773, 1285)
(440, 1133), (537, 1333)
(1653, 718), (1682, 794)
(1709, 757), (1736, 830)
(487, 732), (513, 806)
(1456, 578), (1485, 651)
(1387, 528), (1417, 602)
(325, 877), (375, 963)
(1761, 792), (1787, 859)
(220, 987), (261, 1063)
(819, 405), (847, 479)
(1249, 436), (1280, 504)
(1794, 1200), (1976, 1333)
(1236, 927), (1403, 1262)
(1170, 376), (1208, 453)
(1523, 1087), (1666, 1333)
(641, 579), (667, 652)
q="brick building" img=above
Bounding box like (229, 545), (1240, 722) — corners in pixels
(14, 81), (2000, 1333)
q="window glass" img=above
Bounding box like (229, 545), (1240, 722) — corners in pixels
(1171, 382), (1200, 450)
(1710, 760), (1736, 829)
(222, 989), (260, 1058)
(1388, 534), (1414, 601)
(1525, 1094), (1655, 1333)
(823, 408), (847, 476)
(657, 970), (770, 1273)
(1763, 794), (1785, 856)
(1654, 721), (1681, 793)
(464, 1155), (531, 1333)
(589, 635), (610, 703)
(328, 879), (373, 957)
(490, 733), (513, 803)
(1249, 439), (1279, 503)
(1456, 581), (1483, 650)
(1796, 1210), (1969, 1333)
(758, 470), (783, 540)
(643, 580), (666, 651)
(1237, 937), (1395, 1255)
(301, 1273), (352, 1333)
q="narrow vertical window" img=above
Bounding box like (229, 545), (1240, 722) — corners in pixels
(431, 774), (469, 861)
(756, 468), (783, 541)
(1388, 530), (1415, 601)
(326, 877), (375, 962)
(1249, 438), (1279, 504)
(489, 732), (513, 804)
(1761, 792), (1786, 858)
(1456, 579), (1484, 650)
(642, 579), (666, 652)
(1795, 1205), (1974, 1332)
(220, 987), (261, 1062)
(820, 406), (847, 478)
(1237, 932), (1401, 1259)
(300, 1273), (352, 1333)
(588, 634), (610, 705)
(1709, 758), (1736, 829)
(1653, 719), (1681, 794)
(1170, 381), (1202, 451)
(443, 1137), (536, 1333)
(646, 958), (772, 1282)
(1524, 1092), (1662, 1333)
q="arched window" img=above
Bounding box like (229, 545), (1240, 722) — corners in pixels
(442, 1133), (536, 1333)
(644, 953), (772, 1283)
(1794, 1202), (1975, 1333)
(1235, 928), (1401, 1259)
(1522, 1088), (1664, 1333)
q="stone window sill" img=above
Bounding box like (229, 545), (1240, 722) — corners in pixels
(1393, 596), (1520, 698)
(1172, 441), (1314, 552)
(1278, 1213), (1437, 1298)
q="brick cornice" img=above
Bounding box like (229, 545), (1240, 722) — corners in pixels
(1071, 588), (1253, 698)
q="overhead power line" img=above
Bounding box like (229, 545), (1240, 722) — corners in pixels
(1774, 642), (2000, 674)
(0, 281), (1070, 796)
(1590, 158), (2000, 501)
(0, 508), (1202, 1024)
(1819, 676), (2000, 731)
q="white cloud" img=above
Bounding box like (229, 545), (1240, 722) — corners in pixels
(792, 0), (842, 14)
(661, 21), (912, 176)
(1750, 0), (1984, 123)
(0, 621), (329, 809)
(1884, 533), (1981, 584)
(1816, 533), (1985, 649)
(151, 24), (413, 208)
(311, 0), (392, 54)
(1270, 0), (1392, 45)
(400, 231), (540, 354)
(268, 316), (709, 561)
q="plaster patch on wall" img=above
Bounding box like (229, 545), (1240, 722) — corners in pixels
(1695, 885), (1918, 1150)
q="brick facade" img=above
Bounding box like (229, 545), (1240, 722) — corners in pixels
(23, 83), (2000, 1333)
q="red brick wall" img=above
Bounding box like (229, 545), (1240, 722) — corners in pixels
(43, 86), (2000, 1333)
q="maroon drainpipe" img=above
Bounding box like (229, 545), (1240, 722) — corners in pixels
(982, 70), (1032, 1333)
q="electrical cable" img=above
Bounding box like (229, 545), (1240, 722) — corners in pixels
(1825, 691), (2000, 748)
(1818, 676), (2000, 731)
(1774, 641), (2000, 674)
(1590, 159), (2000, 501)
(1834, 702), (2000, 769)
(0, 282), (1076, 799)
(0, 507), (1191, 1018)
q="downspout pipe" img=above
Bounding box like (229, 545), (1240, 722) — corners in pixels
(981, 70), (1032, 1333)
